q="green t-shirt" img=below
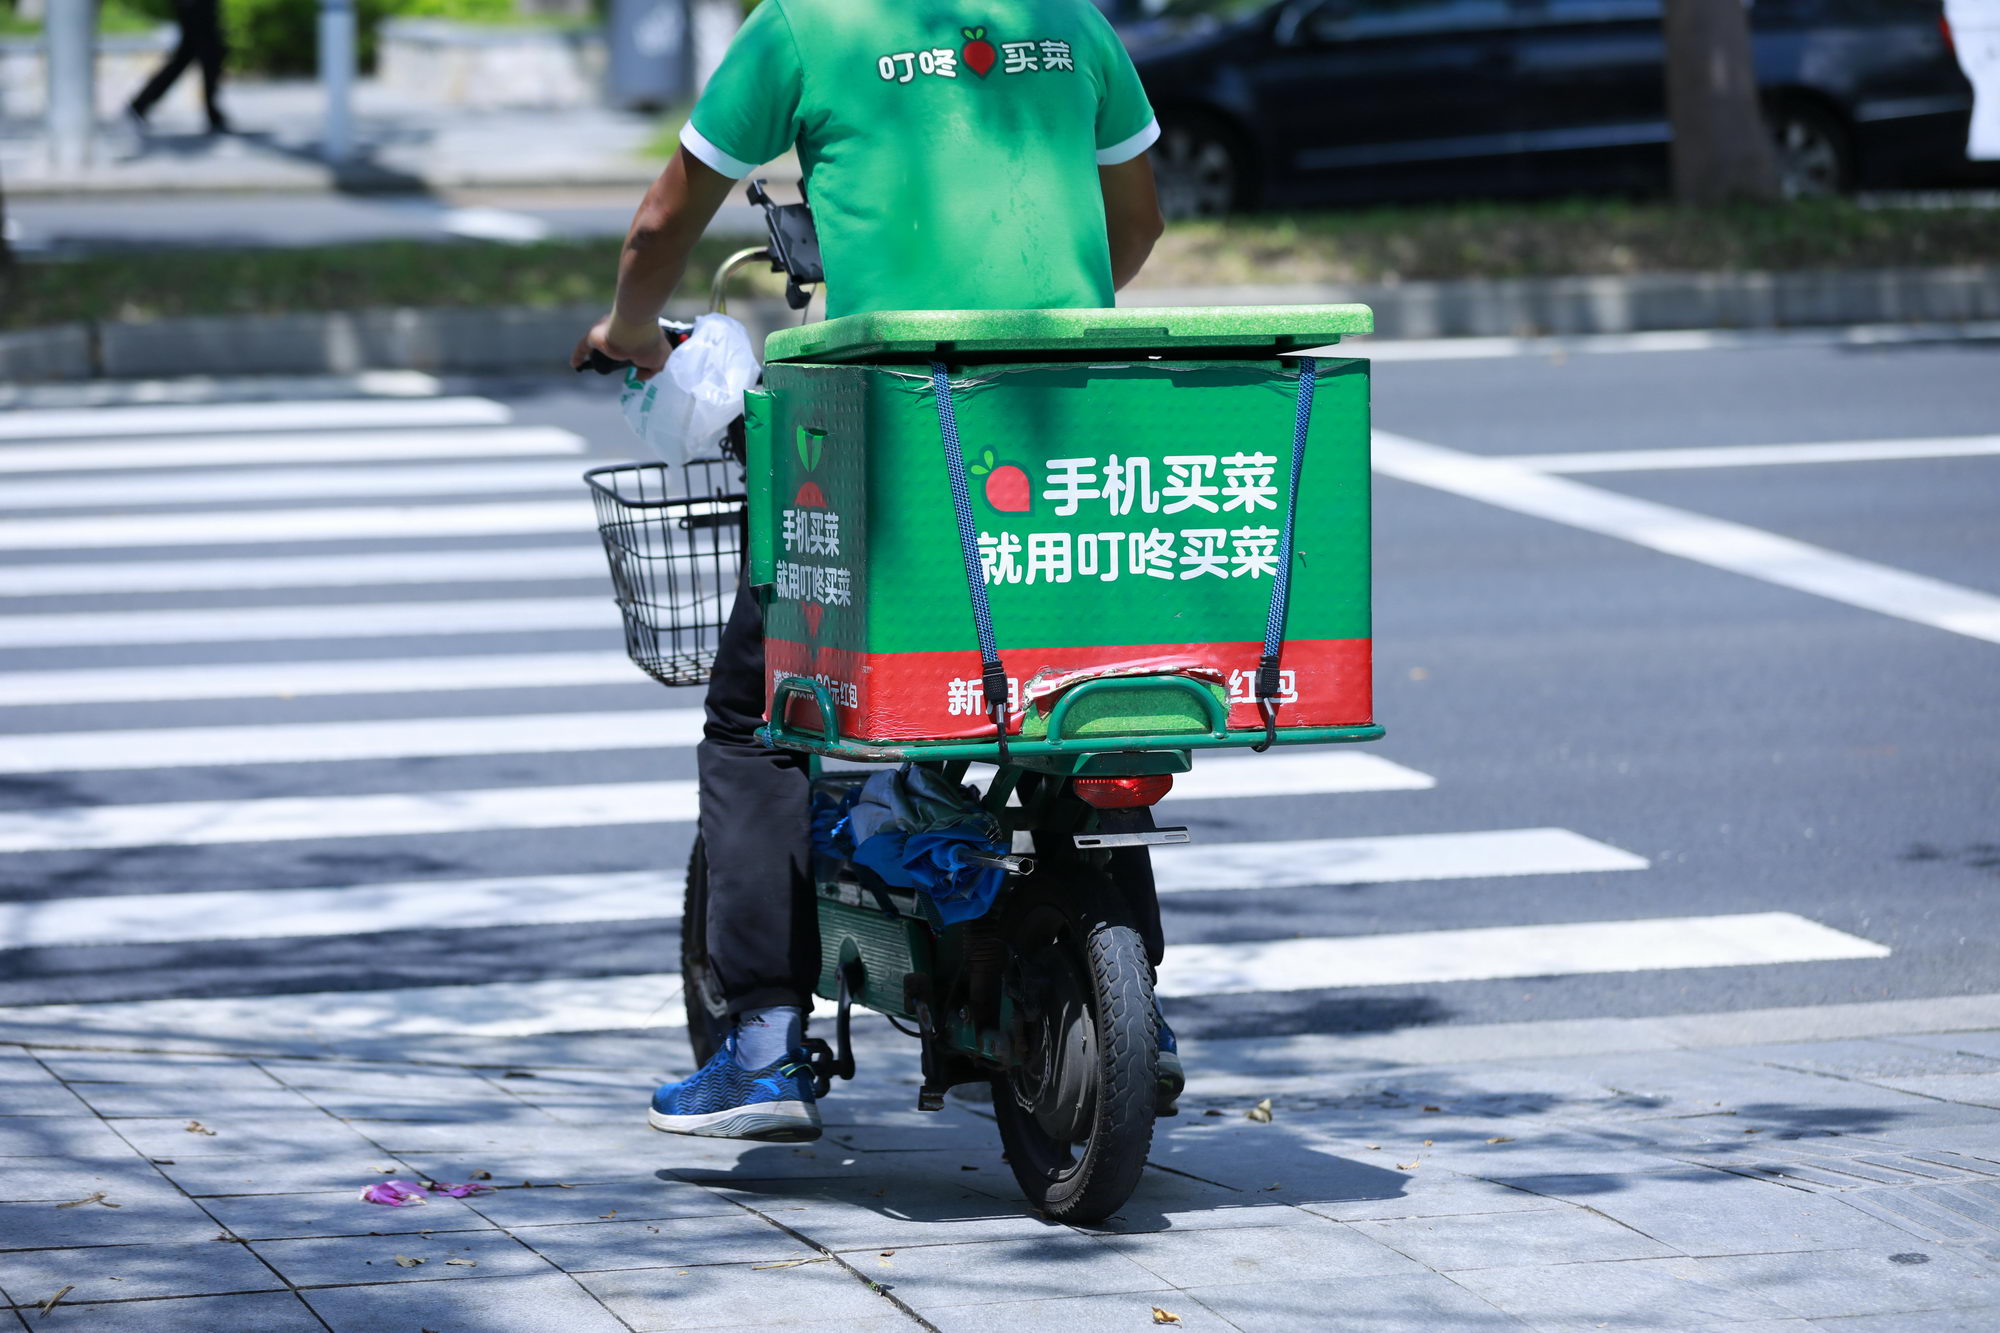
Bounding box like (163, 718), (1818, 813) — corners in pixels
(682, 0), (1158, 319)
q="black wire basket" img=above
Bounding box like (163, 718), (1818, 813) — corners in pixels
(584, 459), (746, 688)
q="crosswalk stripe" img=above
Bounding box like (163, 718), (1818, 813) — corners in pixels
(1153, 828), (1646, 892)
(0, 458), (594, 511)
(0, 871), (682, 949)
(0, 426), (587, 475)
(1154, 912), (1889, 997)
(0, 826), (1618, 950)
(0, 397), (510, 440)
(0, 546), (610, 598)
(0, 709), (708, 773)
(0, 500), (593, 550)
(0, 912), (1885, 1038)
(0, 752), (1431, 854)
(0, 651), (645, 707)
(0, 594), (636, 648)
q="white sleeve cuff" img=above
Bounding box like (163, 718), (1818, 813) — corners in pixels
(1096, 117), (1161, 165)
(680, 122), (759, 179)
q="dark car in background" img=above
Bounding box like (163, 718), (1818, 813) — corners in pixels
(1101, 0), (1975, 214)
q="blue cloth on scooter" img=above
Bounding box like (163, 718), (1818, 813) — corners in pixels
(819, 765), (1008, 925)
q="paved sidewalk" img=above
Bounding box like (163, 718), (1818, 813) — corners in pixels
(5, 1003), (2000, 1331)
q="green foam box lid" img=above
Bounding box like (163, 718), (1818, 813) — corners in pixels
(763, 303), (1373, 364)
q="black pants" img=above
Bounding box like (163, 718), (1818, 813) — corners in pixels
(130, 0), (226, 126)
(697, 574), (818, 1015)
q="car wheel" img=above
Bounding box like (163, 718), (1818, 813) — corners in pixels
(1770, 102), (1853, 199)
(1154, 116), (1244, 219)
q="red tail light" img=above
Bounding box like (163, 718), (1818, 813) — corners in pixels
(1074, 775), (1174, 809)
(1941, 16), (1955, 54)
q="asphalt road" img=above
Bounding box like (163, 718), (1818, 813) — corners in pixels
(0, 333), (1994, 1052)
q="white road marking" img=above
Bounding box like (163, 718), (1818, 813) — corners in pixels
(1374, 431), (2000, 647)
(0, 912), (1886, 1038)
(0, 396), (509, 440)
(1356, 321), (2000, 362)
(0, 827), (1617, 951)
(0, 500), (594, 550)
(1154, 827), (1645, 893)
(1, 546), (610, 598)
(0, 870), (683, 950)
(1156, 912), (1890, 997)
(0, 372), (442, 413)
(1177, 750), (1433, 799)
(0, 650), (644, 707)
(0, 426), (587, 475)
(0, 595), (637, 648)
(0, 755), (1432, 854)
(1, 459), (594, 510)
(442, 207), (554, 244)
(0, 708), (707, 774)
(1502, 434), (2000, 474)
(0, 974), (693, 1039)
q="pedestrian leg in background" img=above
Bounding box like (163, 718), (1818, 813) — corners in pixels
(696, 571), (819, 1027)
(128, 0), (231, 134)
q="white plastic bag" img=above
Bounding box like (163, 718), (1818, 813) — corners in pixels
(618, 312), (760, 465)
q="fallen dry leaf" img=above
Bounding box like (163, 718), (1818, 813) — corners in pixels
(184, 1120), (217, 1136)
(1422, 1105), (1441, 1113)
(443, 1259), (477, 1267)
(879, 1250), (896, 1258)
(1486, 1136), (1515, 1145)
(1365, 1144), (1381, 1150)
(1202, 1109), (1226, 1117)
(469, 1170), (493, 1180)
(1743, 1128), (1761, 1134)
(1246, 1098), (1274, 1123)
(1153, 1308), (1183, 1326)
(393, 1255), (425, 1268)
(600, 1209), (619, 1219)
(750, 1258), (828, 1270)
(1397, 1159), (1421, 1170)
(960, 1165), (979, 1171)
(55, 1192), (120, 1210)
(1262, 1183), (1282, 1191)
(1423, 1139), (1434, 1147)
(39, 1286), (74, 1316)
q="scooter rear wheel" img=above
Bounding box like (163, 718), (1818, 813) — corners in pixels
(992, 915), (1157, 1225)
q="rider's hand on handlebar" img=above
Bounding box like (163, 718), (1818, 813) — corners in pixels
(571, 314), (671, 381)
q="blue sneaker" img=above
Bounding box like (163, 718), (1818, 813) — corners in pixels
(648, 1037), (822, 1142)
(1156, 1001), (1185, 1117)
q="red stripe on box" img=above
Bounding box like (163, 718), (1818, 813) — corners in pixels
(765, 639), (1372, 742)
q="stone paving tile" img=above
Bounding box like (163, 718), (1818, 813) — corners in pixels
(712, 1176), (1055, 1250)
(1806, 1306), (2000, 1331)
(0, 1240), (285, 1303)
(0, 1193), (225, 1250)
(1694, 1246), (2000, 1319)
(925, 1290), (1232, 1332)
(303, 1271), (634, 1333)
(1099, 1217), (1425, 1287)
(67, 1084), (320, 1118)
(1348, 1203), (1680, 1271)
(579, 1257), (912, 1330)
(1709, 1040), (2000, 1080)
(834, 1235), (1163, 1311)
(512, 1212), (817, 1272)
(1893, 1034), (2000, 1064)
(0, 1081), (92, 1117)
(309, 1098), (565, 1125)
(0, 1117), (135, 1158)
(154, 1153), (422, 1198)
(393, 1148), (689, 1188)
(1187, 1269), (1529, 1331)
(1447, 1255), (1798, 1330)
(1081, 1174), (1334, 1235)
(465, 1179), (743, 1227)
(669, 1146), (1004, 1186)
(1295, 1168), (1561, 1222)
(1489, 1167), (1927, 1256)
(682, 1320), (916, 1333)
(251, 1227), (552, 1287)
(255, 1059), (498, 1094)
(0, 1291), (325, 1330)
(203, 1188), (498, 1240)
(1867, 1074), (2000, 1109)
(38, 1058), (287, 1089)
(106, 1114), (382, 1160)
(0, 1157), (178, 1205)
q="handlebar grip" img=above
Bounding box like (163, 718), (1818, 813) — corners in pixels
(576, 349), (630, 375)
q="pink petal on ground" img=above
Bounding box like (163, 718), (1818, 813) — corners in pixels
(423, 1180), (496, 1198)
(358, 1180), (430, 1207)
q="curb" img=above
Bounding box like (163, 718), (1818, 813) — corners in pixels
(2, 266), (1996, 382)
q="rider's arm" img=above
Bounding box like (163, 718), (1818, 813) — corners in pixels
(571, 148), (736, 379)
(1100, 154), (1164, 291)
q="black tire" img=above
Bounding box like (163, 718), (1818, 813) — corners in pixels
(992, 915), (1158, 1225)
(1154, 112), (1247, 220)
(1770, 100), (1853, 199)
(680, 838), (731, 1068)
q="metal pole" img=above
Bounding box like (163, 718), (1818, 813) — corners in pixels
(319, 0), (356, 164)
(46, 0), (98, 174)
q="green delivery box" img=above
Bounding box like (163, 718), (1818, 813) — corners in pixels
(743, 305), (1377, 759)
